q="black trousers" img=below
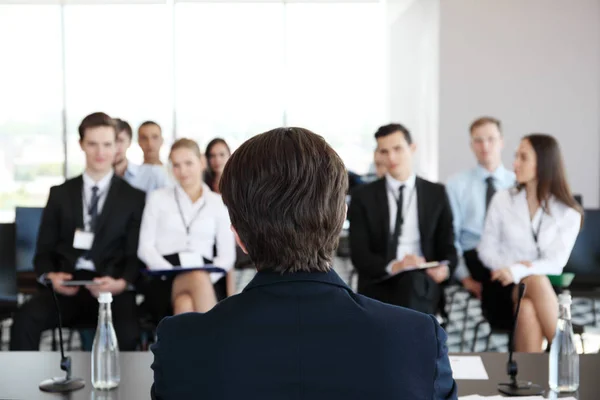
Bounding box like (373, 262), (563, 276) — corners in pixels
(359, 271), (441, 315)
(10, 274), (139, 351)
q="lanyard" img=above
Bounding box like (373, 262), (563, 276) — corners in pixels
(531, 212), (544, 256)
(174, 188), (206, 236)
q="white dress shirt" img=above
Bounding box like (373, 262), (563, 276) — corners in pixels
(76, 170), (114, 271)
(477, 189), (581, 284)
(138, 183), (236, 282)
(385, 173), (422, 272)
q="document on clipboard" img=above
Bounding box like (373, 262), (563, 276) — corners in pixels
(143, 265), (226, 277)
(372, 260), (449, 284)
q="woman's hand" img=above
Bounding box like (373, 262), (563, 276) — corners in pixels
(491, 268), (514, 287)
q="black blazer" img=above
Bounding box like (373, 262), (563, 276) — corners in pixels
(151, 269), (457, 400)
(349, 176), (457, 292)
(33, 175), (145, 284)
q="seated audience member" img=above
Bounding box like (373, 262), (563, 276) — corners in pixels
(151, 127), (457, 400)
(349, 123), (457, 314)
(477, 134), (582, 352)
(204, 138), (238, 295)
(10, 112), (144, 351)
(204, 138), (231, 193)
(446, 117), (515, 299)
(138, 121), (164, 166)
(113, 118), (170, 193)
(138, 138), (235, 320)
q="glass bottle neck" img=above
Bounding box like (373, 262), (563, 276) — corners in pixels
(98, 302), (113, 324)
(559, 303), (572, 321)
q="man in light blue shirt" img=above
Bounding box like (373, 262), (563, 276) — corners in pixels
(113, 118), (171, 193)
(446, 117), (515, 298)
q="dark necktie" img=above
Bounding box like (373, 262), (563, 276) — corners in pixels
(89, 185), (100, 232)
(387, 185), (405, 261)
(485, 177), (495, 210)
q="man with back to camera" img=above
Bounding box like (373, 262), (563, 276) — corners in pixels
(446, 117), (515, 298)
(138, 120), (164, 166)
(113, 118), (170, 193)
(150, 127), (457, 399)
(349, 123), (457, 315)
(10, 112), (145, 351)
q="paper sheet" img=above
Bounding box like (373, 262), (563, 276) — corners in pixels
(450, 356), (489, 380)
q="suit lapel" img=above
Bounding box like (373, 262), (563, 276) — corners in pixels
(93, 175), (121, 236)
(415, 177), (427, 245)
(374, 178), (390, 240)
(69, 176), (85, 230)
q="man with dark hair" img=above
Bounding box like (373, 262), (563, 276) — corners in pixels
(10, 112), (145, 351)
(151, 127), (456, 400)
(113, 118), (170, 193)
(138, 120), (164, 165)
(349, 123), (457, 314)
(446, 116), (515, 298)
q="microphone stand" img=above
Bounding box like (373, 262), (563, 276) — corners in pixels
(39, 281), (85, 393)
(497, 282), (544, 396)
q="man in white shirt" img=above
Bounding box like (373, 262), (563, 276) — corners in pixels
(349, 123), (457, 314)
(10, 112), (146, 351)
(113, 118), (170, 193)
(446, 117), (515, 298)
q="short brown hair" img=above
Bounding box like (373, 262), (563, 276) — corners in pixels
(469, 116), (501, 135)
(220, 127), (348, 273)
(114, 118), (133, 139)
(169, 138), (202, 160)
(78, 112), (117, 141)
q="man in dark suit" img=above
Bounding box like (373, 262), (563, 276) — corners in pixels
(151, 127), (457, 399)
(10, 112), (145, 351)
(349, 123), (457, 314)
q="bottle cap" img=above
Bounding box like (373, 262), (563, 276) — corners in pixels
(98, 292), (113, 304)
(558, 291), (572, 305)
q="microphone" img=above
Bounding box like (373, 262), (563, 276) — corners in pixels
(497, 282), (544, 396)
(38, 279), (85, 393)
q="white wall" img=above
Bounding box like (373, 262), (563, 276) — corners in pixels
(439, 0), (600, 207)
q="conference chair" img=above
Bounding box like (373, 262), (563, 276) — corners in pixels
(0, 222), (18, 350)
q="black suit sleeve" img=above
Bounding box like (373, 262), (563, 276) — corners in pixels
(349, 190), (388, 280)
(33, 186), (61, 277)
(434, 188), (458, 279)
(121, 190), (145, 284)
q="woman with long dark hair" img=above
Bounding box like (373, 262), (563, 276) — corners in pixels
(204, 138), (231, 194)
(477, 134), (582, 352)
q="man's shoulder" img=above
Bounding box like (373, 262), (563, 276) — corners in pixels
(117, 176), (146, 200)
(446, 169), (475, 189)
(416, 176), (446, 194)
(350, 178), (384, 200)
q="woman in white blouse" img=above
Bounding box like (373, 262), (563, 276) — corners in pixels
(138, 138), (236, 318)
(477, 134), (582, 352)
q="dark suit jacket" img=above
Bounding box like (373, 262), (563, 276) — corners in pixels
(349, 177), (457, 294)
(151, 270), (457, 400)
(34, 175), (145, 284)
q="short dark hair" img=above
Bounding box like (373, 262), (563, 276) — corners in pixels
(114, 118), (133, 139)
(139, 120), (162, 134)
(469, 116), (501, 135)
(374, 123), (413, 144)
(78, 112), (117, 141)
(220, 127), (348, 273)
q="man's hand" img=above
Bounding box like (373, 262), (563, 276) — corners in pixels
(86, 276), (127, 298)
(391, 254), (426, 274)
(491, 268), (514, 287)
(461, 276), (482, 299)
(46, 272), (79, 296)
(426, 265), (450, 284)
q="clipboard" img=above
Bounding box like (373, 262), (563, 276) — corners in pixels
(143, 265), (226, 277)
(372, 260), (449, 284)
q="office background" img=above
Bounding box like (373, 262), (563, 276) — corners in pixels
(1, 0), (598, 221)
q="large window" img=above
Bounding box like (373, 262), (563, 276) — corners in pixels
(63, 4), (173, 175)
(0, 5), (64, 222)
(1, 1), (386, 221)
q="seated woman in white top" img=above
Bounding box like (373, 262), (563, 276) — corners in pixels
(138, 138), (236, 318)
(477, 134), (582, 353)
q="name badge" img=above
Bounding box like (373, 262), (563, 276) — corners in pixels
(178, 251), (205, 268)
(73, 229), (94, 250)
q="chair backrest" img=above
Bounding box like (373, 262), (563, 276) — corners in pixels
(564, 208), (600, 287)
(0, 223), (17, 302)
(15, 207), (44, 272)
